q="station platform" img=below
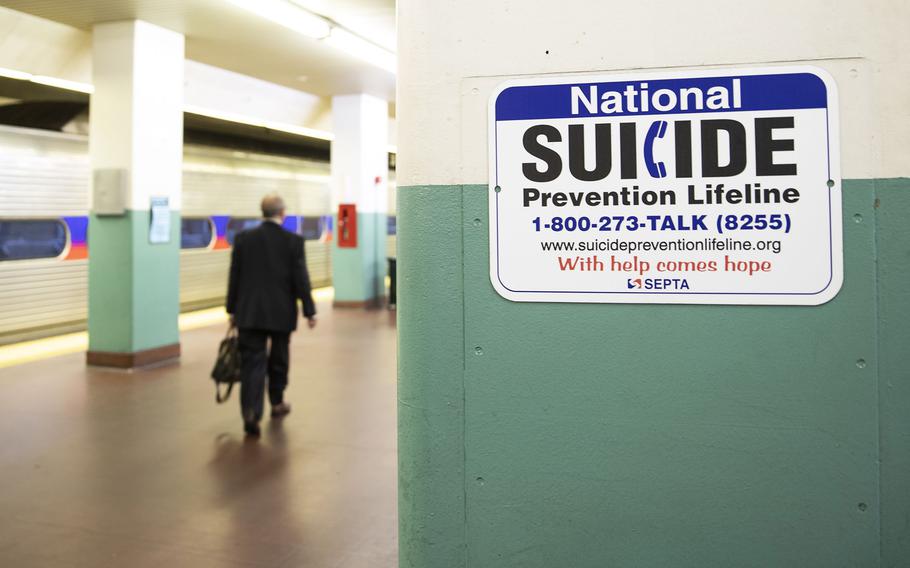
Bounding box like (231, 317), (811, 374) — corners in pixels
(0, 296), (398, 568)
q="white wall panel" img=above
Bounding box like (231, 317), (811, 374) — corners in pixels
(398, 0), (910, 184)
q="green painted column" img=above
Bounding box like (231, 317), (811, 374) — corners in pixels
(874, 179), (910, 564)
(330, 94), (390, 307)
(398, 185), (467, 567)
(86, 21), (184, 368)
(332, 212), (388, 303)
(88, 211), (180, 356)
(397, 2), (910, 565)
(398, 179), (910, 567)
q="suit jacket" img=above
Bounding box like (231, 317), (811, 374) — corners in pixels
(226, 221), (316, 332)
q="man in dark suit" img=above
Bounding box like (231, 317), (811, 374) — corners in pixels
(226, 194), (317, 437)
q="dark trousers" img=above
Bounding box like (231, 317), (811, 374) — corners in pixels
(238, 329), (290, 423)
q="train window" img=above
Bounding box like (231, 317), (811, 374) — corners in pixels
(387, 216), (397, 236)
(225, 218), (261, 245)
(300, 216), (323, 240)
(0, 219), (67, 261)
(181, 217), (214, 249)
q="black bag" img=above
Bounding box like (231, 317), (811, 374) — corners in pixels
(211, 327), (242, 403)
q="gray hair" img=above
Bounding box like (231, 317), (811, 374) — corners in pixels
(261, 194), (286, 218)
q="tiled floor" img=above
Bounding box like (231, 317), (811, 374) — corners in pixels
(0, 301), (398, 568)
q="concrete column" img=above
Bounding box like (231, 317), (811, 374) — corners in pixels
(87, 20), (184, 368)
(330, 94), (389, 307)
(398, 1), (910, 567)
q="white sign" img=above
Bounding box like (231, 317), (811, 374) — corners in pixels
(149, 196), (171, 244)
(488, 66), (841, 305)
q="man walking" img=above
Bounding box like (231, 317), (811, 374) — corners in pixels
(226, 194), (317, 437)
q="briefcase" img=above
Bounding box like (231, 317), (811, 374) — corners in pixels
(211, 326), (242, 403)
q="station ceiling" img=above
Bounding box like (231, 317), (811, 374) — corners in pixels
(0, 0), (396, 101)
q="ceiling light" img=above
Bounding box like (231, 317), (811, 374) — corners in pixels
(323, 27), (396, 74)
(184, 104), (335, 141)
(0, 67), (34, 81)
(222, 0), (397, 74)
(31, 75), (94, 94)
(0, 67), (94, 94)
(225, 0), (331, 39)
(0, 66), (336, 143)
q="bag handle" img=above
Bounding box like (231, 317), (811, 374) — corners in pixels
(216, 381), (235, 404)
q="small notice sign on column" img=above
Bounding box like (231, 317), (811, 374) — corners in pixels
(488, 66), (841, 305)
(149, 196), (171, 244)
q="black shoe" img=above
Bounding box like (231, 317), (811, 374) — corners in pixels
(244, 422), (261, 437)
(271, 402), (292, 419)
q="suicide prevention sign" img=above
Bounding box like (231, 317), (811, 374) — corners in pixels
(488, 66), (841, 305)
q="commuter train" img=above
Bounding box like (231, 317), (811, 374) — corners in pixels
(0, 124), (398, 344)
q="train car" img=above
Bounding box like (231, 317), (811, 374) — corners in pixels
(0, 124), (332, 345)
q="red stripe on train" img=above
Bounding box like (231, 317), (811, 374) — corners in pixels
(65, 244), (88, 260)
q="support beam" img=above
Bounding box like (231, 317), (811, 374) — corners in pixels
(330, 94), (389, 307)
(87, 20), (184, 369)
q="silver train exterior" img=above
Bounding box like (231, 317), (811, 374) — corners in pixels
(0, 124), (340, 345)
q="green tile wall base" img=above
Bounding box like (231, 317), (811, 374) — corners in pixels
(398, 179), (910, 568)
(332, 212), (388, 303)
(87, 209), (180, 356)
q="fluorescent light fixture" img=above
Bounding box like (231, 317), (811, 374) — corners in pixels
(324, 27), (396, 73)
(0, 66), (333, 142)
(0, 67), (34, 81)
(225, 0), (330, 39)
(0, 67), (94, 93)
(184, 104), (335, 141)
(31, 75), (94, 94)
(222, 0), (397, 73)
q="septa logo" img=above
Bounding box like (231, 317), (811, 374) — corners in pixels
(627, 278), (691, 290)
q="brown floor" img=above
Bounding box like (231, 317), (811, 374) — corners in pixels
(0, 301), (398, 568)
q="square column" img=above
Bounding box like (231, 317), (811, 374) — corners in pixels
(332, 95), (389, 307)
(330, 94), (390, 307)
(87, 21), (184, 368)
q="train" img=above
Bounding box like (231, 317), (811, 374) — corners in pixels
(0, 124), (397, 344)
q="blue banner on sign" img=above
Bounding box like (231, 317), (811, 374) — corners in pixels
(494, 73), (827, 121)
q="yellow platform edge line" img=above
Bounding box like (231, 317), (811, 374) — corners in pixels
(0, 287), (334, 369)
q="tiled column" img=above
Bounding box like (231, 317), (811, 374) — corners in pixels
(330, 93), (389, 307)
(87, 20), (184, 368)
